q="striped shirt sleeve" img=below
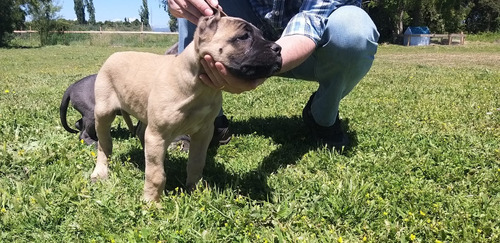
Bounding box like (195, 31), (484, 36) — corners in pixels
(281, 0), (361, 44)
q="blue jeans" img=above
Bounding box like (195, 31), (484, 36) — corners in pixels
(178, 3), (379, 127)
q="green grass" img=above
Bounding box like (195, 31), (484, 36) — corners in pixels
(467, 32), (500, 43)
(1, 40), (499, 242)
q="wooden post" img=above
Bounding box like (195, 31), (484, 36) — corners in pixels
(141, 23), (144, 44)
(460, 32), (465, 45)
(448, 34), (452, 45)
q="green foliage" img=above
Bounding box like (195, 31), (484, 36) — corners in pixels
(72, 0), (96, 25)
(365, 0), (476, 42)
(467, 31), (500, 42)
(169, 14), (178, 32)
(365, 0), (412, 38)
(26, 0), (61, 46)
(139, 0), (149, 27)
(429, 0), (472, 32)
(0, 41), (499, 242)
(0, 0), (26, 46)
(159, 0), (180, 32)
(84, 0), (95, 25)
(73, 0), (85, 25)
(159, 0), (167, 11)
(467, 0), (500, 33)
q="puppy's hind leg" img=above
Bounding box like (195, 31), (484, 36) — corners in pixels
(91, 110), (116, 181)
(80, 117), (97, 146)
(135, 121), (146, 148)
(80, 131), (97, 146)
(121, 111), (136, 136)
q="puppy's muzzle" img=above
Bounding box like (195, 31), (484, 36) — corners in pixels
(228, 42), (282, 80)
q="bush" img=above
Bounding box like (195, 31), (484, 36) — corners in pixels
(467, 32), (500, 42)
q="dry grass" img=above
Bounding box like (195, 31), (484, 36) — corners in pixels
(377, 42), (500, 69)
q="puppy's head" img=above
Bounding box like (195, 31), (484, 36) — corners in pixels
(194, 10), (282, 80)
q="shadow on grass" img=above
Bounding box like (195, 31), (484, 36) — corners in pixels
(110, 126), (136, 140)
(204, 116), (358, 200)
(121, 115), (358, 201)
(3, 45), (42, 49)
(204, 116), (316, 200)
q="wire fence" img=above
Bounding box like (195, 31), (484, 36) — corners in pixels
(12, 29), (179, 47)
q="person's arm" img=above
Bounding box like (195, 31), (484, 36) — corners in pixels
(275, 35), (316, 74)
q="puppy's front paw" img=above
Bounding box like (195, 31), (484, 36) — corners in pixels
(143, 192), (161, 202)
(186, 180), (204, 193)
(143, 199), (163, 209)
(90, 165), (109, 182)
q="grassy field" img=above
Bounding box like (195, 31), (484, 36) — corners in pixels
(0, 39), (499, 242)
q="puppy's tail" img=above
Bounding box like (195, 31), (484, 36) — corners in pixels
(60, 85), (79, 134)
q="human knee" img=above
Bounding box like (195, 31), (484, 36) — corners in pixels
(324, 6), (379, 52)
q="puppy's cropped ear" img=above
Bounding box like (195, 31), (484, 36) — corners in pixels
(194, 10), (222, 52)
(213, 5), (225, 18)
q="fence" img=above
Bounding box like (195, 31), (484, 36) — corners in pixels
(404, 32), (466, 46)
(13, 29), (178, 36)
(13, 28), (179, 47)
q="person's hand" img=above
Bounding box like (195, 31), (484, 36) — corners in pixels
(168, 0), (219, 24)
(199, 55), (266, 94)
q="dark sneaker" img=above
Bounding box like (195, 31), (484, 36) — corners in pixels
(167, 115), (231, 151)
(211, 115), (232, 146)
(302, 92), (350, 148)
(168, 135), (191, 152)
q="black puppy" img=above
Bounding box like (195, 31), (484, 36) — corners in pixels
(60, 74), (135, 145)
(60, 74), (98, 145)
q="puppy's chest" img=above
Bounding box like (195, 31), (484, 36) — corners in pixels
(181, 102), (220, 134)
(149, 87), (222, 135)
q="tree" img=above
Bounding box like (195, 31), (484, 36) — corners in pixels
(160, 0), (177, 31)
(85, 0), (95, 25)
(365, 0), (473, 43)
(467, 0), (500, 33)
(403, 0), (472, 33)
(168, 14), (178, 32)
(139, 0), (149, 27)
(73, 0), (85, 24)
(365, 0), (415, 42)
(0, 0), (26, 46)
(27, 0), (61, 46)
(433, 0), (472, 32)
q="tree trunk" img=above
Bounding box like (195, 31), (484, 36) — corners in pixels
(397, 8), (405, 35)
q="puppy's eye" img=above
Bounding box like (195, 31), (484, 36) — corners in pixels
(237, 33), (249, 41)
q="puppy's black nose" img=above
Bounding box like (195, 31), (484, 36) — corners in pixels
(271, 43), (281, 54)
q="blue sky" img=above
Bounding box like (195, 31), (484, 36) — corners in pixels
(58, 0), (170, 28)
